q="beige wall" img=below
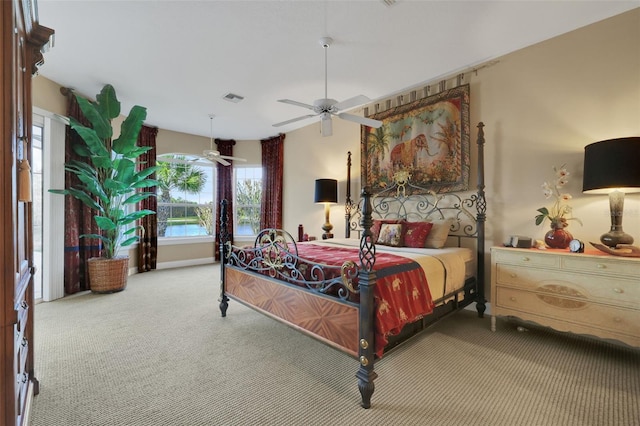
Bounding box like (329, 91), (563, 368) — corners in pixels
(33, 9), (640, 288)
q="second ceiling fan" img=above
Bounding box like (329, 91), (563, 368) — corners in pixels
(203, 114), (247, 166)
(273, 37), (383, 137)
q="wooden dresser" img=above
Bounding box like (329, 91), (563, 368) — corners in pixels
(1, 1), (53, 425)
(490, 246), (640, 348)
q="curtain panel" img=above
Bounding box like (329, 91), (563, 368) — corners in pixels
(260, 133), (285, 229)
(137, 125), (159, 272)
(61, 88), (103, 294)
(214, 138), (235, 260)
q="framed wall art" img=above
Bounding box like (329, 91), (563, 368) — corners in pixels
(361, 84), (470, 194)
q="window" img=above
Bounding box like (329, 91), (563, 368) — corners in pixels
(234, 167), (262, 237)
(157, 154), (215, 238)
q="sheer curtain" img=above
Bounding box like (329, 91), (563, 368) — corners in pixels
(137, 125), (158, 273)
(214, 138), (235, 260)
(260, 133), (285, 229)
(61, 88), (102, 294)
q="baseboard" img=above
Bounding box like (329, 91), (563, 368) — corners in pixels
(155, 257), (215, 270)
(127, 258), (215, 276)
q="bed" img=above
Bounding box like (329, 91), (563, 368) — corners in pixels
(218, 122), (487, 408)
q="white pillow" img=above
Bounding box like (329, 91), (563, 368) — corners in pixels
(424, 218), (455, 249)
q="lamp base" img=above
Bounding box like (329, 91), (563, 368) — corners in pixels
(322, 233), (334, 240)
(600, 230), (634, 248)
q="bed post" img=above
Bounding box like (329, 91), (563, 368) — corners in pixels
(345, 151), (353, 238)
(219, 199), (230, 317)
(356, 187), (378, 408)
(475, 123), (487, 318)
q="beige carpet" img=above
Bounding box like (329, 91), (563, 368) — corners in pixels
(31, 264), (639, 425)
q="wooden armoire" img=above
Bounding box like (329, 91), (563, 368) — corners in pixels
(1, 1), (53, 425)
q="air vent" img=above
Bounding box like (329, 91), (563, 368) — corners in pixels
(223, 93), (244, 103)
(381, 0), (396, 6)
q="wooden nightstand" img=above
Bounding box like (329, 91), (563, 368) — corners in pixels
(490, 246), (640, 348)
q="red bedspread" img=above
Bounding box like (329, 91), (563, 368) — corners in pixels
(296, 243), (434, 357)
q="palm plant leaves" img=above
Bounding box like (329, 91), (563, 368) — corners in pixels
(48, 84), (158, 259)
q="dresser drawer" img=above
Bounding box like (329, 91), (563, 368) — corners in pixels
(496, 287), (640, 338)
(492, 249), (559, 268)
(561, 255), (640, 277)
(495, 264), (640, 307)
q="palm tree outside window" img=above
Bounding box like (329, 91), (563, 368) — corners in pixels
(156, 154), (214, 238)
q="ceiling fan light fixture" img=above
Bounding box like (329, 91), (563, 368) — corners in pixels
(272, 36), (382, 132)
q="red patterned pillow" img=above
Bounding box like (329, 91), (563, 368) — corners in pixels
(371, 219), (400, 242)
(402, 221), (434, 248)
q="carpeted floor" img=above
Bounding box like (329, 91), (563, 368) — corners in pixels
(31, 264), (639, 425)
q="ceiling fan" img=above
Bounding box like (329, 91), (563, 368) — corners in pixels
(273, 37), (383, 137)
(202, 114), (247, 166)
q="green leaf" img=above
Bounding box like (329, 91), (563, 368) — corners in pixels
(94, 216), (117, 231)
(123, 192), (155, 205)
(120, 236), (140, 247)
(536, 207), (549, 215)
(94, 84), (121, 120)
(74, 95), (112, 140)
(113, 105), (147, 155)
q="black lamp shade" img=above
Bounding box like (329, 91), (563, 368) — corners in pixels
(583, 137), (640, 194)
(314, 179), (338, 203)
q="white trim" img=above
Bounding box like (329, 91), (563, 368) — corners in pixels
(156, 258), (216, 270)
(39, 112), (66, 302)
(158, 236), (215, 246)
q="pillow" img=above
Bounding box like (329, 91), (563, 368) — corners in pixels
(376, 223), (404, 247)
(424, 218), (455, 249)
(371, 219), (400, 242)
(402, 221), (434, 248)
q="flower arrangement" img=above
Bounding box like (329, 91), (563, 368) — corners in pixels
(535, 164), (583, 229)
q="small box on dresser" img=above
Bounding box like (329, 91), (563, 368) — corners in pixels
(490, 246), (640, 348)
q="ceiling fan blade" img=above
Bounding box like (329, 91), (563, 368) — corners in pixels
(277, 99), (315, 110)
(219, 155), (247, 162)
(333, 94), (371, 111)
(337, 112), (383, 128)
(321, 113), (333, 137)
(214, 157), (231, 166)
(273, 114), (317, 127)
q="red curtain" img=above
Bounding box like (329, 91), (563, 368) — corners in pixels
(137, 125), (158, 273)
(260, 133), (285, 229)
(214, 138), (235, 260)
(62, 89), (103, 294)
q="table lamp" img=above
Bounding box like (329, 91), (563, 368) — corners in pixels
(314, 178), (338, 239)
(582, 137), (640, 247)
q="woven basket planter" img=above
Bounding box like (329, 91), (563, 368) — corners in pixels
(88, 256), (129, 293)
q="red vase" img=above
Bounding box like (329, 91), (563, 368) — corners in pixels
(544, 227), (573, 249)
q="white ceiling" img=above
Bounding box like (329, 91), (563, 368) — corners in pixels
(37, 1), (638, 141)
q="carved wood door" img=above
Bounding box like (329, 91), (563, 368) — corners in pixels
(1, 1), (53, 424)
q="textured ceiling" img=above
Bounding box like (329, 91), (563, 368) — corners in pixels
(37, 1), (638, 141)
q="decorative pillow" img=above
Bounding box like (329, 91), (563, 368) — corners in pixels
(424, 218), (455, 249)
(402, 221), (434, 248)
(376, 223), (404, 247)
(371, 219), (400, 242)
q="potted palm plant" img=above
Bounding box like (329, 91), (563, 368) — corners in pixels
(50, 84), (159, 292)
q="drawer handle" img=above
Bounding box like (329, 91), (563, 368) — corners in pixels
(510, 296), (517, 302)
(521, 257), (530, 262)
(596, 264), (607, 269)
(613, 288), (624, 294)
(509, 273), (517, 278)
(613, 317), (622, 323)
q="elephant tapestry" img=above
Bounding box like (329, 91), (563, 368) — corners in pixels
(361, 84), (470, 194)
